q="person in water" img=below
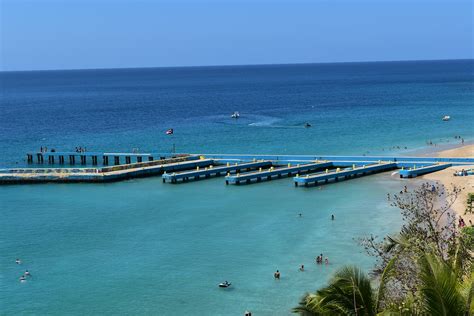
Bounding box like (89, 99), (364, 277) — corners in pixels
(15, 258), (21, 265)
(331, 214), (335, 220)
(274, 270), (280, 279)
(24, 270), (31, 277)
(19, 275), (26, 282)
(299, 264), (304, 271)
(325, 257), (329, 265)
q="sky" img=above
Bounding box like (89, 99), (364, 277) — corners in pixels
(0, 0), (472, 71)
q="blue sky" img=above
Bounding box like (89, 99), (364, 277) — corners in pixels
(1, 0), (472, 71)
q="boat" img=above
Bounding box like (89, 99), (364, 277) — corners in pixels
(219, 281), (231, 288)
(442, 115), (450, 121)
(231, 112), (240, 119)
(304, 122), (312, 128)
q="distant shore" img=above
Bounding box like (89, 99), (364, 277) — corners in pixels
(421, 144), (474, 223)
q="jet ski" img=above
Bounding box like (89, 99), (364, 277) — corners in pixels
(219, 281), (231, 288)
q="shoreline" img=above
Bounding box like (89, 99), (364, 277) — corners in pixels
(421, 144), (474, 223)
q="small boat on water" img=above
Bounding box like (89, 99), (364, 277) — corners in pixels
(231, 112), (240, 119)
(219, 281), (231, 288)
(442, 115), (450, 121)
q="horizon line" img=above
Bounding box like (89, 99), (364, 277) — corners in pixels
(1, 57), (472, 73)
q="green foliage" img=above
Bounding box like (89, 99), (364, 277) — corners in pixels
(463, 226), (474, 237)
(292, 266), (376, 316)
(418, 254), (466, 316)
(293, 184), (474, 315)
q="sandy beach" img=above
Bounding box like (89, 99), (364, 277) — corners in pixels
(422, 144), (474, 223)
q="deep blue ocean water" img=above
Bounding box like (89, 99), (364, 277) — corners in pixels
(0, 60), (473, 315)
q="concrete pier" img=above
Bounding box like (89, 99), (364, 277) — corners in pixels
(0, 156), (208, 184)
(27, 151), (176, 166)
(293, 162), (397, 187)
(398, 163), (452, 178)
(162, 160), (272, 183)
(225, 162), (333, 185)
(3, 151), (473, 185)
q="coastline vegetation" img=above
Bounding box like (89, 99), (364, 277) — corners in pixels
(293, 183), (474, 315)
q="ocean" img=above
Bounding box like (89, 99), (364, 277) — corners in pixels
(1, 60), (473, 315)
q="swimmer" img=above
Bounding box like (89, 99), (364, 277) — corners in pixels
(19, 275), (26, 282)
(299, 265), (304, 272)
(274, 270), (281, 279)
(331, 214), (335, 220)
(325, 258), (329, 265)
(24, 270), (31, 277)
(298, 213), (302, 217)
(316, 255), (322, 264)
(15, 258), (21, 265)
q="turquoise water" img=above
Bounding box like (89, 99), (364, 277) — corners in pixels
(1, 175), (405, 315)
(1, 60), (473, 315)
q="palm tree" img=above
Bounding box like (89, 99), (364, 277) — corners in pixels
(293, 266), (377, 315)
(416, 254), (469, 316)
(293, 255), (473, 315)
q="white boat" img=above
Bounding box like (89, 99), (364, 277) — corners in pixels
(231, 111), (240, 119)
(442, 115), (450, 121)
(219, 281), (231, 288)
